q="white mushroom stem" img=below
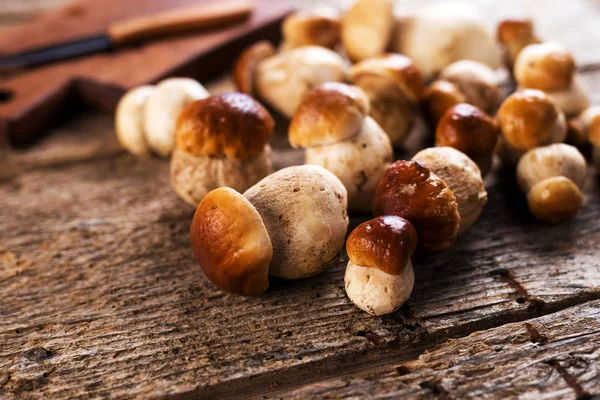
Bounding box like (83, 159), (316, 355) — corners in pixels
(344, 260), (415, 316)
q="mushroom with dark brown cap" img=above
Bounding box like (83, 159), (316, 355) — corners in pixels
(190, 187), (273, 296)
(349, 54), (425, 146)
(422, 80), (467, 126)
(436, 103), (499, 175)
(516, 144), (586, 224)
(345, 216), (417, 315)
(170, 93), (274, 205)
(289, 82), (393, 211)
(496, 89), (567, 165)
(497, 18), (540, 69)
(244, 165), (349, 279)
(281, 6), (341, 51)
(341, 0), (394, 62)
(373, 160), (460, 253)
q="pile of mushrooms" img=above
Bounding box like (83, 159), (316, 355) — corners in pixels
(110, 0), (596, 318)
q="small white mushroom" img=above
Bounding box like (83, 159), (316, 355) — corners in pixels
(115, 85), (155, 156)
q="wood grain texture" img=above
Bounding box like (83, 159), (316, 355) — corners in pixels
(1, 0), (600, 399)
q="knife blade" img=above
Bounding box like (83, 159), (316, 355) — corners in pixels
(0, 0), (253, 73)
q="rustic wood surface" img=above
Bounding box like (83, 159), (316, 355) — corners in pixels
(1, 0), (600, 399)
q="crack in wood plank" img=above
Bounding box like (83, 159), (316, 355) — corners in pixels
(546, 360), (592, 400)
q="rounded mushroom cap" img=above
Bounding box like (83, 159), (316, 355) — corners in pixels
(305, 116), (393, 211)
(439, 60), (501, 113)
(170, 145), (273, 206)
(346, 216), (417, 275)
(422, 80), (467, 125)
(436, 103), (498, 159)
(392, 2), (501, 79)
(341, 0), (394, 62)
(282, 6), (341, 50)
(115, 85), (155, 156)
(527, 176), (583, 224)
(373, 160), (460, 253)
(255, 46), (348, 117)
(497, 18), (540, 67)
(289, 82), (370, 148)
(190, 187), (272, 296)
(233, 41), (276, 95)
(175, 93), (274, 160)
(244, 165), (349, 279)
(544, 77), (590, 118)
(143, 78), (209, 157)
(350, 54), (425, 103)
(497, 89), (566, 151)
(344, 259), (414, 316)
(516, 143), (587, 193)
(580, 106), (600, 147)
(514, 42), (575, 91)
(412, 147), (487, 233)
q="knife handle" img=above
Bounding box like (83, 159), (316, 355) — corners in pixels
(108, 0), (253, 46)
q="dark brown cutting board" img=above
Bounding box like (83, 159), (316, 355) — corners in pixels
(0, 0), (293, 147)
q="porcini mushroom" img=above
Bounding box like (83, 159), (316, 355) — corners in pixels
(190, 187), (273, 296)
(244, 165), (349, 279)
(516, 144), (586, 224)
(233, 41), (276, 96)
(234, 45), (348, 118)
(373, 160), (460, 253)
(170, 93), (274, 205)
(496, 89), (567, 165)
(144, 78), (210, 157)
(579, 106), (600, 168)
(412, 147), (487, 233)
(392, 2), (501, 79)
(497, 18), (540, 69)
(115, 85), (155, 156)
(345, 216), (417, 315)
(281, 6), (341, 50)
(435, 103), (498, 175)
(289, 82), (393, 211)
(341, 0), (394, 62)
(349, 54), (424, 146)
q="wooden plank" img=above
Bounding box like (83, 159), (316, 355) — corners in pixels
(0, 147), (599, 399)
(264, 300), (600, 399)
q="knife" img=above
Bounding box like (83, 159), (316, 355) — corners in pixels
(0, 0), (253, 73)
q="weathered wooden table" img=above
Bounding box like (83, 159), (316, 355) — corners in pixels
(2, 1), (600, 399)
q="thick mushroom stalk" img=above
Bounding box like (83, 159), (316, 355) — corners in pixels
(233, 45), (348, 118)
(344, 216), (417, 316)
(289, 82), (393, 211)
(412, 147), (487, 233)
(170, 93), (274, 205)
(349, 54), (425, 146)
(373, 160), (460, 253)
(514, 42), (589, 117)
(516, 144), (587, 224)
(392, 2), (501, 79)
(496, 89), (567, 165)
(244, 165), (349, 279)
(435, 103), (498, 175)
(341, 0), (394, 62)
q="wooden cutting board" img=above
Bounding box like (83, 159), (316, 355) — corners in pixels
(0, 0), (293, 147)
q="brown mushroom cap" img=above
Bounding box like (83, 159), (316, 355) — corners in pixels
(497, 89), (562, 151)
(232, 41), (276, 95)
(422, 80), (467, 125)
(288, 82), (369, 148)
(282, 7), (341, 49)
(350, 54), (425, 103)
(175, 93), (274, 160)
(497, 18), (540, 68)
(373, 160), (460, 253)
(581, 106), (600, 147)
(436, 103), (498, 158)
(346, 216), (417, 275)
(190, 187), (273, 296)
(514, 42), (575, 91)
(527, 176), (583, 224)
